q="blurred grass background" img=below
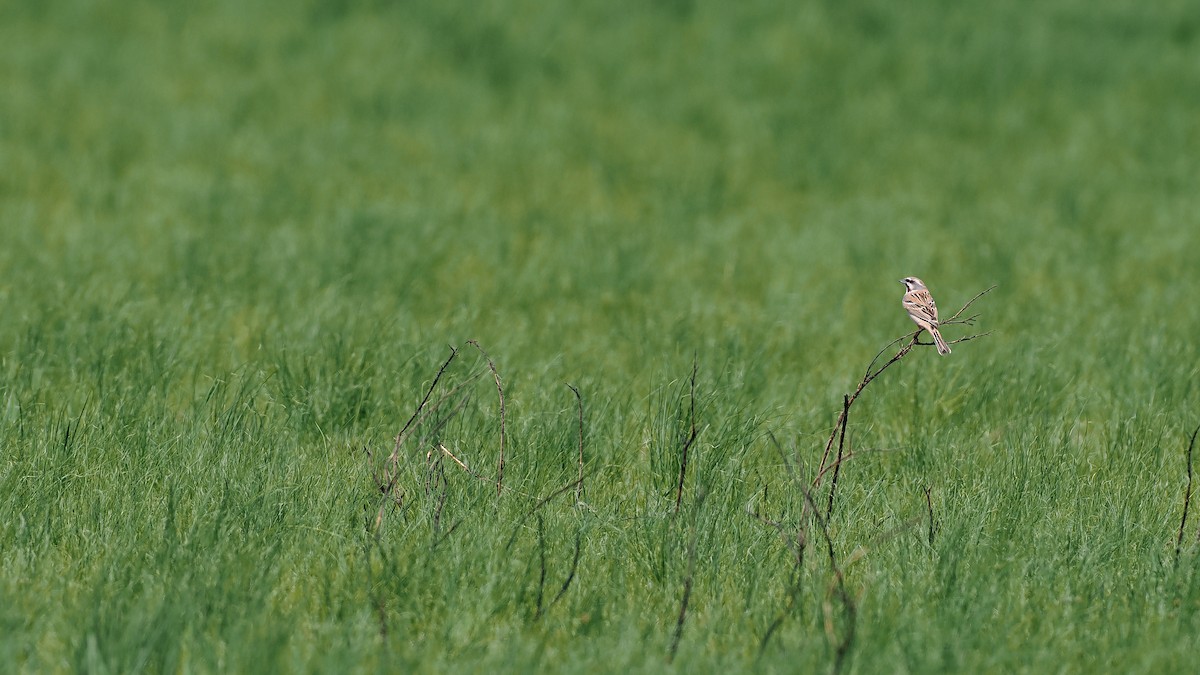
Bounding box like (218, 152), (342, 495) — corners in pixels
(2, 0), (1199, 672)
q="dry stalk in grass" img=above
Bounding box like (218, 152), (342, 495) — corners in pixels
(390, 347), (460, 465)
(748, 495), (807, 658)
(815, 284), (996, 520)
(371, 346), (461, 533)
(797, 470), (857, 675)
(752, 286), (995, 663)
(825, 394), (852, 521)
(535, 514), (547, 620)
(519, 533), (584, 622)
(370, 342), (508, 535)
(674, 357), (700, 514)
(752, 433), (811, 658)
(667, 486), (707, 663)
(468, 340), (507, 496)
(568, 384), (585, 505)
(550, 532), (583, 610)
(1175, 424), (1199, 566)
(521, 387), (590, 620)
(924, 485), (939, 547)
(753, 431), (898, 669)
(504, 475), (587, 551)
(435, 443), (479, 477)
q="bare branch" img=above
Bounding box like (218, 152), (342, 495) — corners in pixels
(862, 333), (911, 382)
(816, 284), (994, 488)
(390, 346), (460, 464)
(941, 284), (997, 325)
(947, 330), (994, 345)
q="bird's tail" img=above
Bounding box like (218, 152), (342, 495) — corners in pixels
(931, 328), (951, 356)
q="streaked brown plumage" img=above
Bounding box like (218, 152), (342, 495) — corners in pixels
(900, 276), (950, 355)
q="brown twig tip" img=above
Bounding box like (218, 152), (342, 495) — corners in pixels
(941, 284), (998, 325)
(947, 330), (994, 345)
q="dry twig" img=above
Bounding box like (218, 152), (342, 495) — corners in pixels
(674, 357), (699, 514)
(550, 532), (583, 609)
(798, 477), (856, 674)
(668, 487), (707, 663)
(468, 340), (507, 496)
(815, 285), (996, 519)
(752, 433), (810, 657)
(924, 485), (938, 547)
(568, 383), (585, 504)
(1175, 424), (1199, 565)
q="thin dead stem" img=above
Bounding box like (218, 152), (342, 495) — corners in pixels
(815, 285), (996, 522)
(434, 443), (494, 484)
(468, 341), (507, 497)
(752, 433), (810, 657)
(941, 284), (997, 325)
(668, 487), (706, 663)
(505, 475), (587, 551)
(550, 532), (583, 609)
(372, 349), (478, 533)
(759, 285), (995, 665)
(535, 514), (547, 619)
(797, 479), (856, 674)
(568, 384), (585, 505)
(826, 395), (851, 520)
(1175, 424), (1199, 565)
(372, 342), (512, 534)
(674, 357), (699, 514)
(389, 346), (459, 465)
(924, 486), (938, 547)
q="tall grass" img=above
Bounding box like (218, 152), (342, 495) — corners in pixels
(2, 0), (1199, 671)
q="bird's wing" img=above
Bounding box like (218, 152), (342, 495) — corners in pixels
(904, 290), (940, 326)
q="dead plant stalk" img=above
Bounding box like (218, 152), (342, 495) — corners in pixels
(815, 285), (996, 519)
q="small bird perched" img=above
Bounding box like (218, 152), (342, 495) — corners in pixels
(900, 276), (951, 355)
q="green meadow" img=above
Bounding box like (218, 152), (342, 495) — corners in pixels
(2, 0), (1200, 671)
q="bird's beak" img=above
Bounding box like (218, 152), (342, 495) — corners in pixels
(898, 279), (905, 284)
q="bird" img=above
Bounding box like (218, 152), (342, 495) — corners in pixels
(900, 276), (951, 355)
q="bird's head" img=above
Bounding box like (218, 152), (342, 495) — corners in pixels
(899, 276), (926, 291)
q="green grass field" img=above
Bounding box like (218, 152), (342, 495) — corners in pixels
(3, 0), (1200, 672)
